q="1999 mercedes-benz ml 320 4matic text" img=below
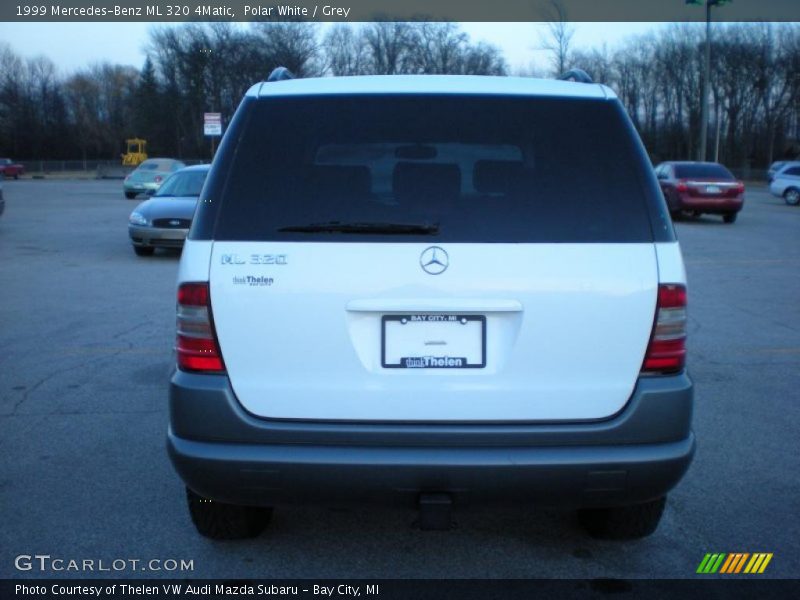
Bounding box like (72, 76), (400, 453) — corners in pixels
(168, 69), (694, 540)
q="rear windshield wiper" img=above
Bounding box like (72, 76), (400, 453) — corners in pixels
(278, 221), (439, 235)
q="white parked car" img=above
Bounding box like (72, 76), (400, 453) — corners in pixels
(168, 70), (694, 541)
(766, 160), (800, 183)
(769, 163), (800, 205)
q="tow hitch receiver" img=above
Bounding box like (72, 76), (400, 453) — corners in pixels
(418, 493), (453, 531)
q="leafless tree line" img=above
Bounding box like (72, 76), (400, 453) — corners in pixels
(568, 23), (800, 169)
(0, 21), (798, 170)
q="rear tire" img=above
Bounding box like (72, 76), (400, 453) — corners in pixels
(186, 488), (273, 540)
(723, 212), (738, 224)
(784, 188), (800, 206)
(578, 497), (666, 540)
(133, 245), (154, 256)
(125, 191), (137, 199)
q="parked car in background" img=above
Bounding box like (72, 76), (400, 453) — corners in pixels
(655, 161), (744, 223)
(767, 160), (800, 183)
(0, 158), (24, 179)
(769, 163), (800, 206)
(123, 158), (185, 199)
(128, 164), (209, 256)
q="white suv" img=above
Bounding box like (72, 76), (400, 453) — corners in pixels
(168, 71), (694, 540)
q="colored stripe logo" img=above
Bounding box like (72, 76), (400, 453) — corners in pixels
(697, 553), (773, 574)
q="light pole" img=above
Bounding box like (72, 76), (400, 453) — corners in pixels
(686, 0), (731, 161)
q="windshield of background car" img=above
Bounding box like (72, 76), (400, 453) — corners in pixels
(155, 170), (207, 197)
(674, 164), (735, 179)
(137, 160), (179, 172)
(212, 95), (658, 243)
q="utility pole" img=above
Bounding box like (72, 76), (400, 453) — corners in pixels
(686, 0), (732, 162)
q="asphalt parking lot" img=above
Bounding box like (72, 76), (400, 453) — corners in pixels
(0, 179), (798, 580)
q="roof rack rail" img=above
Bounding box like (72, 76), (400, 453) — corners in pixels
(558, 69), (593, 84)
(267, 67), (295, 82)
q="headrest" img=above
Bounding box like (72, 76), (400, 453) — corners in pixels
(311, 165), (371, 197)
(392, 162), (460, 201)
(473, 160), (525, 194)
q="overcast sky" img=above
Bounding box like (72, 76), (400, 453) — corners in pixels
(0, 22), (668, 75)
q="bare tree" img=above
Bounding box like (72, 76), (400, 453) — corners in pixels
(251, 22), (323, 77)
(407, 22), (468, 74)
(362, 22), (416, 75)
(323, 24), (369, 76)
(2, 22), (800, 168)
(753, 24), (799, 165)
(459, 42), (507, 76)
(539, 0), (575, 76)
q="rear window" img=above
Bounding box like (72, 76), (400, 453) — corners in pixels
(138, 160), (178, 172)
(674, 164), (734, 180)
(212, 95), (659, 243)
(155, 170), (208, 197)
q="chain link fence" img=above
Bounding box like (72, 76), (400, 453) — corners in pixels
(16, 159), (207, 179)
(10, 159), (767, 183)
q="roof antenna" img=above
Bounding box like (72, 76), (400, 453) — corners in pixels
(267, 67), (295, 82)
(558, 68), (593, 84)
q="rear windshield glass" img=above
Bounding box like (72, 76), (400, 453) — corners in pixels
(156, 170), (207, 197)
(214, 95), (655, 242)
(674, 164), (734, 179)
(138, 160), (178, 172)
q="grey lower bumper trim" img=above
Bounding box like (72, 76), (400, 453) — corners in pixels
(168, 429), (695, 508)
(168, 371), (695, 507)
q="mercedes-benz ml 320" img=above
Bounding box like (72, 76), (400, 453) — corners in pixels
(168, 72), (694, 540)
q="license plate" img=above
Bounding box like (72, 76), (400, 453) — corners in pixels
(705, 185), (721, 194)
(381, 314), (486, 368)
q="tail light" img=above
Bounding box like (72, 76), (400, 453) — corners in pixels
(735, 181), (745, 194)
(642, 284), (687, 374)
(155, 175), (163, 183)
(676, 180), (688, 193)
(176, 282), (225, 373)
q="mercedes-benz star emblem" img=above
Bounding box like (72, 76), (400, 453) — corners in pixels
(420, 246), (449, 275)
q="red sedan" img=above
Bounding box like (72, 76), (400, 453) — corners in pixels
(0, 158), (24, 179)
(655, 161), (744, 224)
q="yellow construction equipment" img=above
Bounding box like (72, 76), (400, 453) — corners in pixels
(121, 138), (148, 166)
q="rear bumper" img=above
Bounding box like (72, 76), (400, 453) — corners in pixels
(679, 195), (743, 213)
(124, 182), (158, 193)
(129, 225), (188, 247)
(168, 371), (695, 508)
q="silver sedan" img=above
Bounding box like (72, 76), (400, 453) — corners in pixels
(123, 158), (186, 199)
(128, 164), (209, 256)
